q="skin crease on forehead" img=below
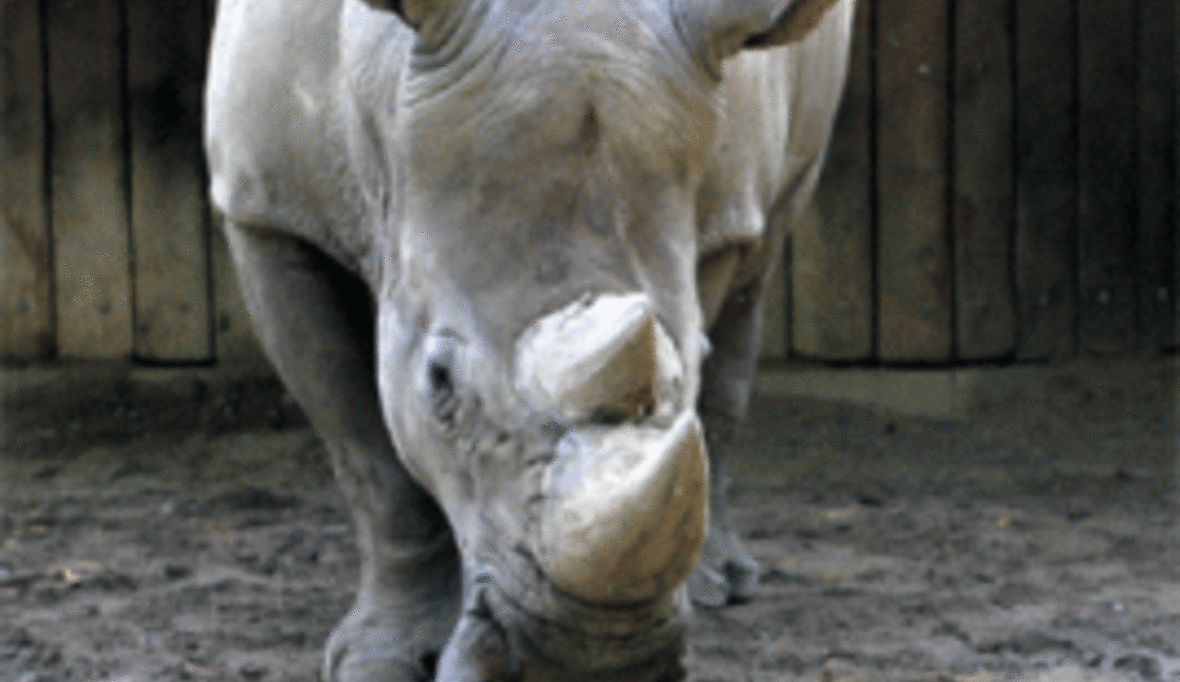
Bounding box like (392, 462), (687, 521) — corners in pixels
(382, 3), (717, 340)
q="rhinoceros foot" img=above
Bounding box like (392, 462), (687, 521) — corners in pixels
(687, 526), (760, 608)
(323, 598), (454, 682)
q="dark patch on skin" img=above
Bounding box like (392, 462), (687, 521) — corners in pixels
(670, 154), (690, 184)
(464, 590), (522, 681)
(534, 251), (571, 285)
(578, 105), (600, 155)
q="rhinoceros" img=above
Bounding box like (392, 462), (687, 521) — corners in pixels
(204, 0), (853, 678)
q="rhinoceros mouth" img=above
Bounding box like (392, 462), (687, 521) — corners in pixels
(469, 557), (691, 679)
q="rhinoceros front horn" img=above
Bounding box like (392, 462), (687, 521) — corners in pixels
(532, 411), (709, 604)
(514, 293), (683, 424)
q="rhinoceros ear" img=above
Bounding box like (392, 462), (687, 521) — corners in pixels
(686, 0), (844, 57)
(743, 0), (844, 47)
(356, 0), (437, 30)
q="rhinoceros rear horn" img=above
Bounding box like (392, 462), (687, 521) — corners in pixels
(514, 293), (683, 425)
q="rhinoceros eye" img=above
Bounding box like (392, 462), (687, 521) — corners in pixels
(428, 360), (453, 396)
(423, 334), (462, 424)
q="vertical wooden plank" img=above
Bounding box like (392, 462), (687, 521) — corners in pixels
(1176, 3), (1180, 349)
(875, 0), (952, 362)
(953, 0), (1015, 360)
(793, 0), (873, 361)
(46, 0), (132, 359)
(127, 0), (212, 362)
(1014, 0), (1077, 359)
(1136, 0), (1175, 351)
(1077, 0), (1137, 355)
(1, 0), (54, 359)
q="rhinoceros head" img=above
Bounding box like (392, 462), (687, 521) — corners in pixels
(352, 0), (838, 677)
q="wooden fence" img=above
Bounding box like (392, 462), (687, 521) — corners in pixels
(2, 0), (1177, 365)
(761, 0), (1179, 363)
(2, 0), (260, 363)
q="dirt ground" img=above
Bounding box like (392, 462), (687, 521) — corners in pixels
(1, 357), (1177, 682)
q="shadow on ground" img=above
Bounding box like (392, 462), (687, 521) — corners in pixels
(1, 357), (1176, 681)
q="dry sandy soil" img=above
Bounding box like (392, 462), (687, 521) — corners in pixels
(1, 357), (1177, 682)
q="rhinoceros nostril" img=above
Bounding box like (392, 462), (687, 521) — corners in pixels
(578, 105), (600, 154)
(419, 651), (439, 677)
(428, 361), (452, 395)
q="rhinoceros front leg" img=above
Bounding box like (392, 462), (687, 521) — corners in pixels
(223, 223), (461, 682)
(689, 273), (766, 607)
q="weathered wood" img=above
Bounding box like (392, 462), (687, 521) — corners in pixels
(952, 0), (1015, 360)
(46, 0), (132, 359)
(1176, 2), (1180, 349)
(1077, 0), (1137, 356)
(11, 0), (1167, 368)
(875, 0), (952, 362)
(1, 0), (54, 359)
(1014, 0), (1077, 359)
(793, 0), (872, 361)
(1136, 0), (1176, 350)
(128, 0), (212, 362)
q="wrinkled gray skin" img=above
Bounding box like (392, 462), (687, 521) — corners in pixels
(204, 0), (852, 678)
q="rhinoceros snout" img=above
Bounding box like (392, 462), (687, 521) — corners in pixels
(514, 293), (707, 604)
(514, 293), (683, 425)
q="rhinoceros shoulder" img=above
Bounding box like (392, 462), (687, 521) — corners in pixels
(204, 0), (379, 275)
(698, 0), (853, 284)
